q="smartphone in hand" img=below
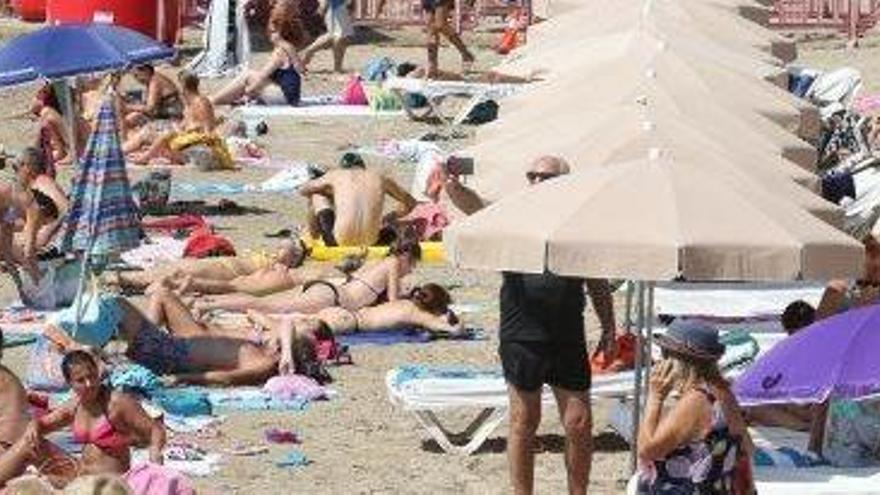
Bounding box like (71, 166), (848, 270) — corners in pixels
(444, 156), (475, 176)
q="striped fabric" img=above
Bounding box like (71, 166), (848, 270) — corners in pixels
(61, 96), (140, 257)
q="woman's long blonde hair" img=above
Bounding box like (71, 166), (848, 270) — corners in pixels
(666, 351), (725, 393)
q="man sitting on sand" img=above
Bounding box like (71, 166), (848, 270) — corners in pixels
(112, 239), (306, 294)
(300, 152), (417, 246)
(127, 72), (233, 169)
(0, 330), (73, 488)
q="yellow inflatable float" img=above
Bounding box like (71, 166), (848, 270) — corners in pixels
(302, 238), (446, 263)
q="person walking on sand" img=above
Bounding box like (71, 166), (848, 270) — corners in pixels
(444, 155), (620, 494)
(422, 0), (474, 78)
(300, 152), (417, 246)
(302, 0), (354, 73)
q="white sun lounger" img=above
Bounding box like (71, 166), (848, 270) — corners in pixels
(383, 77), (523, 124)
(387, 331), (787, 456)
(232, 104), (404, 120)
(386, 366), (635, 455)
(652, 282), (827, 319)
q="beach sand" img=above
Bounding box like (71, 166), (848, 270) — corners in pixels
(0, 18), (868, 494)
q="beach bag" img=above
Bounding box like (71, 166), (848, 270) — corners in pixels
(133, 171), (172, 213)
(340, 75), (368, 105)
(402, 92), (429, 109)
(361, 56), (394, 82)
(461, 99), (499, 125)
(183, 227), (236, 258)
(364, 84), (403, 112)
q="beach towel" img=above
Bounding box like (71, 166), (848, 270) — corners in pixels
(121, 237), (187, 269)
(131, 448), (222, 478)
(169, 132), (235, 171)
(141, 215), (208, 234)
(199, 387), (311, 411)
(1, 333), (37, 348)
(124, 462), (197, 495)
(338, 328), (483, 347)
(263, 375), (328, 401)
(172, 163), (315, 197)
(0, 305), (49, 334)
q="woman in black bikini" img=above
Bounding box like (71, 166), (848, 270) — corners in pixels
(194, 237), (422, 314)
(211, 13), (306, 106)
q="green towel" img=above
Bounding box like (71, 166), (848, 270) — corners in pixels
(2, 333), (37, 349)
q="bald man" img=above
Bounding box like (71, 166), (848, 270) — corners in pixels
(445, 156), (617, 495)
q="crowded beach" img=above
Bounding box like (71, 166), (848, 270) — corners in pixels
(0, 0), (879, 493)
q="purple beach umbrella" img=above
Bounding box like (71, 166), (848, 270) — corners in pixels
(734, 303), (880, 406)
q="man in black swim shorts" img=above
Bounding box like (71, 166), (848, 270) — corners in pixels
(443, 155), (619, 495)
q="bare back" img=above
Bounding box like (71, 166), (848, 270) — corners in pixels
(0, 366), (29, 444)
(355, 299), (424, 330)
(182, 95), (217, 133)
(339, 257), (399, 309)
(327, 169), (385, 245)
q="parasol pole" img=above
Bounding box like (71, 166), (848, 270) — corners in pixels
(624, 280), (634, 333)
(629, 280), (646, 473)
(644, 281), (655, 409)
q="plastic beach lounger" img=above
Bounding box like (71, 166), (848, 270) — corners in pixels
(232, 104), (404, 119)
(383, 77), (523, 124)
(390, 332), (787, 455)
(385, 365), (636, 455)
(652, 282), (827, 319)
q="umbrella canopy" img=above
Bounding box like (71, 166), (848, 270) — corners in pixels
(734, 304), (880, 405)
(444, 152), (863, 281)
(61, 97), (140, 257)
(493, 30), (815, 145)
(499, 2), (787, 86)
(0, 23), (174, 87)
(464, 105), (839, 225)
(482, 64), (817, 171)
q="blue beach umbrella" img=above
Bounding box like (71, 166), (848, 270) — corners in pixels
(0, 23), (175, 87)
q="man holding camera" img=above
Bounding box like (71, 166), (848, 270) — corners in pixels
(299, 152), (417, 246)
(443, 155), (619, 495)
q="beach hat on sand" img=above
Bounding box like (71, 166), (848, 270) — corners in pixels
(655, 320), (725, 362)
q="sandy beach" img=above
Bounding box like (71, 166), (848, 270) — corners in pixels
(0, 15), (872, 494)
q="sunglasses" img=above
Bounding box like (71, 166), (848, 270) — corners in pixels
(525, 171), (559, 183)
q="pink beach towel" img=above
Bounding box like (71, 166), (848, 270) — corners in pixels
(124, 462), (195, 495)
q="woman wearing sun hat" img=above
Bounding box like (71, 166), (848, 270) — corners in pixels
(635, 321), (754, 494)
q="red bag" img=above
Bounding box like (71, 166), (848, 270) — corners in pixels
(183, 227), (236, 258)
(497, 29), (519, 55)
(340, 75), (368, 106)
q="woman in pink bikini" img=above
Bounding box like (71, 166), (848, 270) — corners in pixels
(37, 351), (166, 476)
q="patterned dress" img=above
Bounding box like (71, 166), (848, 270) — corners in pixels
(822, 398), (880, 467)
(637, 388), (741, 494)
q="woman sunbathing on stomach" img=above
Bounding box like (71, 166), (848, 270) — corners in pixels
(194, 237), (421, 314)
(43, 290), (309, 387)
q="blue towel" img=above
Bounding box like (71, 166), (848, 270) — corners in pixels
(201, 388), (309, 411)
(392, 364), (503, 388)
(338, 328), (484, 347)
(789, 73), (816, 98)
(173, 182), (247, 196)
(753, 445), (828, 468)
(276, 450), (310, 468)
